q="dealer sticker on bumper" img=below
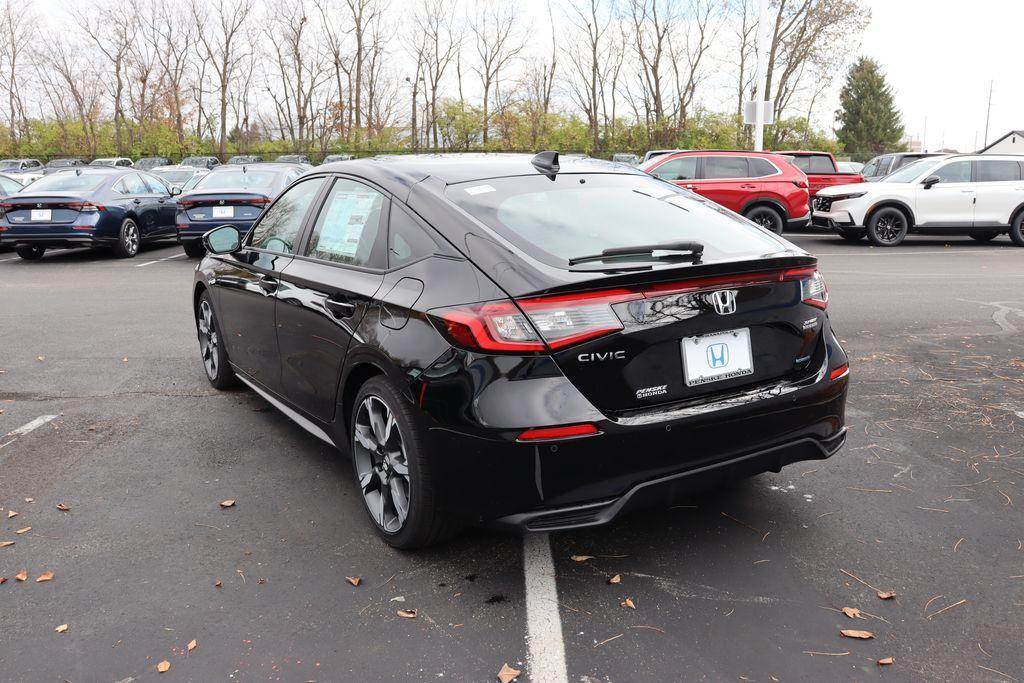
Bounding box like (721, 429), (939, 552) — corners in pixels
(681, 328), (754, 387)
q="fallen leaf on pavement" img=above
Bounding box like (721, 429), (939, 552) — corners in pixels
(7, 510), (16, 518)
(0, 541), (14, 548)
(56, 503), (70, 512)
(396, 609), (417, 619)
(841, 607), (863, 619)
(621, 598), (636, 609)
(15, 527), (31, 535)
(0, 577), (6, 585)
(346, 576), (361, 586)
(878, 657), (894, 665)
(215, 580), (222, 588)
(36, 571), (54, 582)
(497, 663), (521, 683)
(36, 356), (44, 362)
(608, 574), (622, 584)
(55, 624), (68, 633)
(187, 639), (197, 652)
(157, 660), (171, 673)
(876, 591), (897, 600)
(219, 499), (236, 508)
(840, 629), (874, 639)
(570, 555), (594, 562)
(24, 498), (33, 503)
(14, 569), (27, 581)
(122, 357), (129, 363)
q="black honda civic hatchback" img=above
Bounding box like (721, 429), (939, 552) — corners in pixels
(192, 153), (849, 548)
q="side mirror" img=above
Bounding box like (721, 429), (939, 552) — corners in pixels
(203, 225), (241, 254)
(170, 186), (182, 196)
(922, 175), (940, 189)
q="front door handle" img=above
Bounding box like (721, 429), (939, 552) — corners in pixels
(740, 184), (757, 189)
(325, 296), (357, 318)
(256, 275), (278, 294)
(132, 198), (142, 204)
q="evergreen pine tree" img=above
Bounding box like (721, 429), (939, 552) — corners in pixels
(835, 58), (905, 156)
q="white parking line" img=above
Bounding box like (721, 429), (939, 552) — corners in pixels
(135, 252), (186, 268)
(523, 533), (568, 683)
(0, 414), (59, 459)
(811, 249), (1018, 257)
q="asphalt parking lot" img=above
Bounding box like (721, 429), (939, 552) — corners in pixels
(2, 233), (1023, 682)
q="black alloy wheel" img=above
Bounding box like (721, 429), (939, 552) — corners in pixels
(867, 207), (908, 247)
(196, 292), (237, 389)
(113, 218), (140, 258)
(1011, 213), (1024, 247)
(744, 205), (784, 234)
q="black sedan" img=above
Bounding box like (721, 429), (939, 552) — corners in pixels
(0, 168), (178, 259)
(176, 163), (305, 257)
(192, 153), (849, 548)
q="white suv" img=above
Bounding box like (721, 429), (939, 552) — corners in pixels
(812, 154), (1024, 246)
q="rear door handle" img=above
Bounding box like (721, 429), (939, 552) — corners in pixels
(325, 296), (357, 318)
(256, 275), (278, 294)
(132, 198), (142, 204)
(740, 184), (757, 189)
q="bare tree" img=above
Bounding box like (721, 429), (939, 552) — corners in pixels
(563, 0), (611, 153)
(414, 0), (460, 148)
(469, 1), (524, 145)
(669, 0), (722, 129)
(193, 0), (255, 158)
(146, 3), (197, 146)
(0, 0), (34, 150)
(628, 0), (677, 140)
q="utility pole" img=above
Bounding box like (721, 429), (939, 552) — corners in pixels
(752, 0), (771, 151)
(983, 81), (993, 148)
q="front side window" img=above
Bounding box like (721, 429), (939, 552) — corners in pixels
(115, 174), (148, 195)
(305, 178), (386, 267)
(143, 174), (170, 194)
(877, 156), (894, 175)
(650, 157), (697, 181)
(862, 157), (880, 176)
(703, 156), (749, 179)
(975, 160), (1021, 182)
(249, 177), (326, 254)
(932, 161), (972, 183)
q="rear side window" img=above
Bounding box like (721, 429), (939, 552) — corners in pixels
(975, 160), (1021, 182)
(447, 174), (785, 268)
(803, 155), (834, 173)
(305, 178), (387, 268)
(388, 206), (439, 268)
(249, 177), (325, 254)
(748, 158), (778, 177)
(650, 157), (697, 181)
(703, 156), (749, 179)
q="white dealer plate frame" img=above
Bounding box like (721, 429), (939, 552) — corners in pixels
(681, 327), (754, 387)
(211, 206), (234, 219)
(30, 209), (52, 221)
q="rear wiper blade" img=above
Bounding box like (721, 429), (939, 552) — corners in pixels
(568, 241), (704, 266)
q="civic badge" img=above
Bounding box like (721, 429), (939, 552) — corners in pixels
(708, 289), (738, 315)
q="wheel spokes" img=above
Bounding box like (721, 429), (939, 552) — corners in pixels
(354, 394), (411, 534)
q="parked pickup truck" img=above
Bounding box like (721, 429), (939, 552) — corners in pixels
(778, 151), (863, 197)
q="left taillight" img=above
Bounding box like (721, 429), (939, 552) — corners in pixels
(433, 289), (641, 353)
(783, 267), (828, 309)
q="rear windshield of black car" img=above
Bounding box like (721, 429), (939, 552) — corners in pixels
(23, 174), (107, 192)
(446, 174), (787, 267)
(193, 170), (277, 191)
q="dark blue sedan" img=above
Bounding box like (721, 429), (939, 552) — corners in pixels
(176, 163), (304, 257)
(0, 168), (178, 259)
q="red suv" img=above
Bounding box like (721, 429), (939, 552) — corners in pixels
(643, 150), (810, 233)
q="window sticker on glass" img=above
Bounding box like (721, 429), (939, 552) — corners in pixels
(464, 184), (496, 195)
(314, 191), (379, 258)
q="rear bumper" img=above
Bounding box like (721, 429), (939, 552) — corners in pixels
(786, 211), (811, 229)
(0, 233), (115, 248)
(178, 221), (254, 241)
(495, 429), (846, 531)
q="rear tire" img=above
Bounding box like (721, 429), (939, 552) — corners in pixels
(112, 218), (140, 258)
(743, 205), (784, 234)
(1007, 213), (1024, 246)
(866, 207), (909, 247)
(970, 231), (999, 243)
(183, 240), (206, 258)
(837, 228), (866, 243)
(350, 376), (459, 549)
(195, 291), (238, 390)
(15, 245), (45, 260)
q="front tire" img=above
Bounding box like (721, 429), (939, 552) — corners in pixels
(183, 240), (206, 258)
(866, 207), (909, 247)
(15, 245), (45, 260)
(112, 218), (140, 258)
(351, 376), (458, 549)
(744, 205), (784, 234)
(196, 292), (238, 389)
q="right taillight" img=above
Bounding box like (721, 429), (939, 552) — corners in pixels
(784, 267), (828, 309)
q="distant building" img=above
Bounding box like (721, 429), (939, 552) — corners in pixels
(902, 138), (923, 153)
(978, 130), (1024, 154)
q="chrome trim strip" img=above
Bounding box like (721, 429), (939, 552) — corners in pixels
(614, 357), (829, 427)
(236, 374), (336, 447)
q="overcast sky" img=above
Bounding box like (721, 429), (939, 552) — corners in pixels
(856, 0), (1018, 152)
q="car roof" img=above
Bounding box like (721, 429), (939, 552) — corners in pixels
(314, 153), (644, 195)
